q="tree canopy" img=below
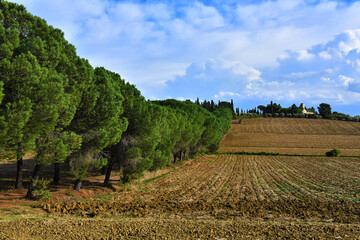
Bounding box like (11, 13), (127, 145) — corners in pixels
(0, 1), (233, 194)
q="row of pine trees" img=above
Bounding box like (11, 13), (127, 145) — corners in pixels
(0, 2), (233, 198)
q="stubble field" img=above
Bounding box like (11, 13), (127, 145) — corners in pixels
(219, 118), (360, 156)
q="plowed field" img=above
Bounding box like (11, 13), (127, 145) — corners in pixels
(42, 155), (360, 222)
(1, 118), (360, 239)
(219, 118), (360, 156)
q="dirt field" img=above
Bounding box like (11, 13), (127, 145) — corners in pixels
(1, 218), (360, 239)
(1, 155), (359, 238)
(219, 118), (360, 156)
(41, 155), (360, 221)
(1, 118), (360, 239)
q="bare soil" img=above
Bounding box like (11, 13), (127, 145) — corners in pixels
(1, 218), (359, 239)
(219, 118), (360, 156)
(1, 118), (360, 239)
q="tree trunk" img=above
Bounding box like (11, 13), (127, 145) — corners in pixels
(74, 179), (82, 191)
(104, 158), (113, 185)
(180, 151), (183, 162)
(101, 166), (107, 175)
(173, 153), (177, 163)
(15, 152), (23, 189)
(65, 157), (71, 171)
(25, 164), (42, 200)
(53, 162), (60, 185)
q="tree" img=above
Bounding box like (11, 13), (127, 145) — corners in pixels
(68, 67), (128, 191)
(318, 103), (332, 118)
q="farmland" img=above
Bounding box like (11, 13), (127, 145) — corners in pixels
(219, 118), (360, 156)
(42, 155), (360, 220)
(1, 118), (360, 238)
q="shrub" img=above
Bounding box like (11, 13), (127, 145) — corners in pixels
(326, 148), (341, 157)
(32, 178), (52, 201)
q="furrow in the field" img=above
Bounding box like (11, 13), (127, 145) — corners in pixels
(209, 155), (243, 202)
(325, 158), (360, 176)
(268, 156), (324, 200)
(220, 155), (247, 202)
(247, 156), (268, 201)
(273, 156), (340, 201)
(275, 157), (359, 201)
(264, 156), (308, 199)
(249, 156), (279, 200)
(152, 159), (204, 187)
(255, 156), (298, 200)
(235, 156), (250, 199)
(198, 155), (238, 202)
(152, 156), (218, 198)
(286, 157), (359, 190)
(235, 156), (262, 200)
(193, 155), (235, 201)
(175, 156), (228, 202)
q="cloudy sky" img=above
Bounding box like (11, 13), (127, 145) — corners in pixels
(9, 0), (360, 115)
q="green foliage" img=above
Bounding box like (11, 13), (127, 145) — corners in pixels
(32, 178), (51, 201)
(69, 149), (106, 180)
(318, 103), (332, 119)
(326, 148), (341, 157)
(0, 1), (233, 189)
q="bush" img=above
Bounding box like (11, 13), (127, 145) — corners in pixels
(326, 148), (341, 157)
(33, 178), (52, 201)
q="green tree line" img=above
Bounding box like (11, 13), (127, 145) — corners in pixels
(0, 2), (233, 198)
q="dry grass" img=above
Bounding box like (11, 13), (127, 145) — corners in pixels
(219, 118), (360, 156)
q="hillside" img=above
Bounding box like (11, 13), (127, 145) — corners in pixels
(219, 118), (360, 156)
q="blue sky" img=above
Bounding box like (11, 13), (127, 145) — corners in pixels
(9, 0), (360, 115)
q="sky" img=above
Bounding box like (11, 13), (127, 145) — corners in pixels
(8, 0), (360, 116)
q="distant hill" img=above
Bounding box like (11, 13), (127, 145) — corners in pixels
(219, 118), (360, 156)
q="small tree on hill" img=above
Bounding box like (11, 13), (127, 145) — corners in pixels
(318, 103), (332, 119)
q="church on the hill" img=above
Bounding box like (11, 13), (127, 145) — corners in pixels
(300, 103), (314, 115)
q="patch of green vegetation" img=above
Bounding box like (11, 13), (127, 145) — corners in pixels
(13, 210), (27, 215)
(142, 172), (171, 185)
(65, 189), (75, 197)
(326, 148), (341, 157)
(321, 162), (332, 167)
(136, 187), (149, 193)
(132, 198), (143, 204)
(96, 195), (116, 201)
(32, 178), (52, 202)
(21, 203), (38, 207)
(305, 182), (323, 190)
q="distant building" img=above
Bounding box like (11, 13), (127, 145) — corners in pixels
(300, 103), (314, 115)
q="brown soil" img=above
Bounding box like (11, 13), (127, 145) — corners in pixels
(1, 218), (359, 239)
(1, 118), (359, 239)
(220, 118), (360, 156)
(39, 155), (360, 224)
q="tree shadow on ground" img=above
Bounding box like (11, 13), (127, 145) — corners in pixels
(0, 156), (119, 200)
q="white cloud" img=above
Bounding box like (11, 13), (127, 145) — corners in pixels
(339, 75), (354, 87)
(319, 51), (332, 60)
(297, 50), (315, 61)
(184, 2), (225, 29)
(7, 0), (360, 115)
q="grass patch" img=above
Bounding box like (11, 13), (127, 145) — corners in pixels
(96, 195), (116, 201)
(21, 203), (38, 207)
(142, 171), (171, 185)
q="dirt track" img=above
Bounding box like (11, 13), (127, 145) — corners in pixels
(1, 218), (359, 239)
